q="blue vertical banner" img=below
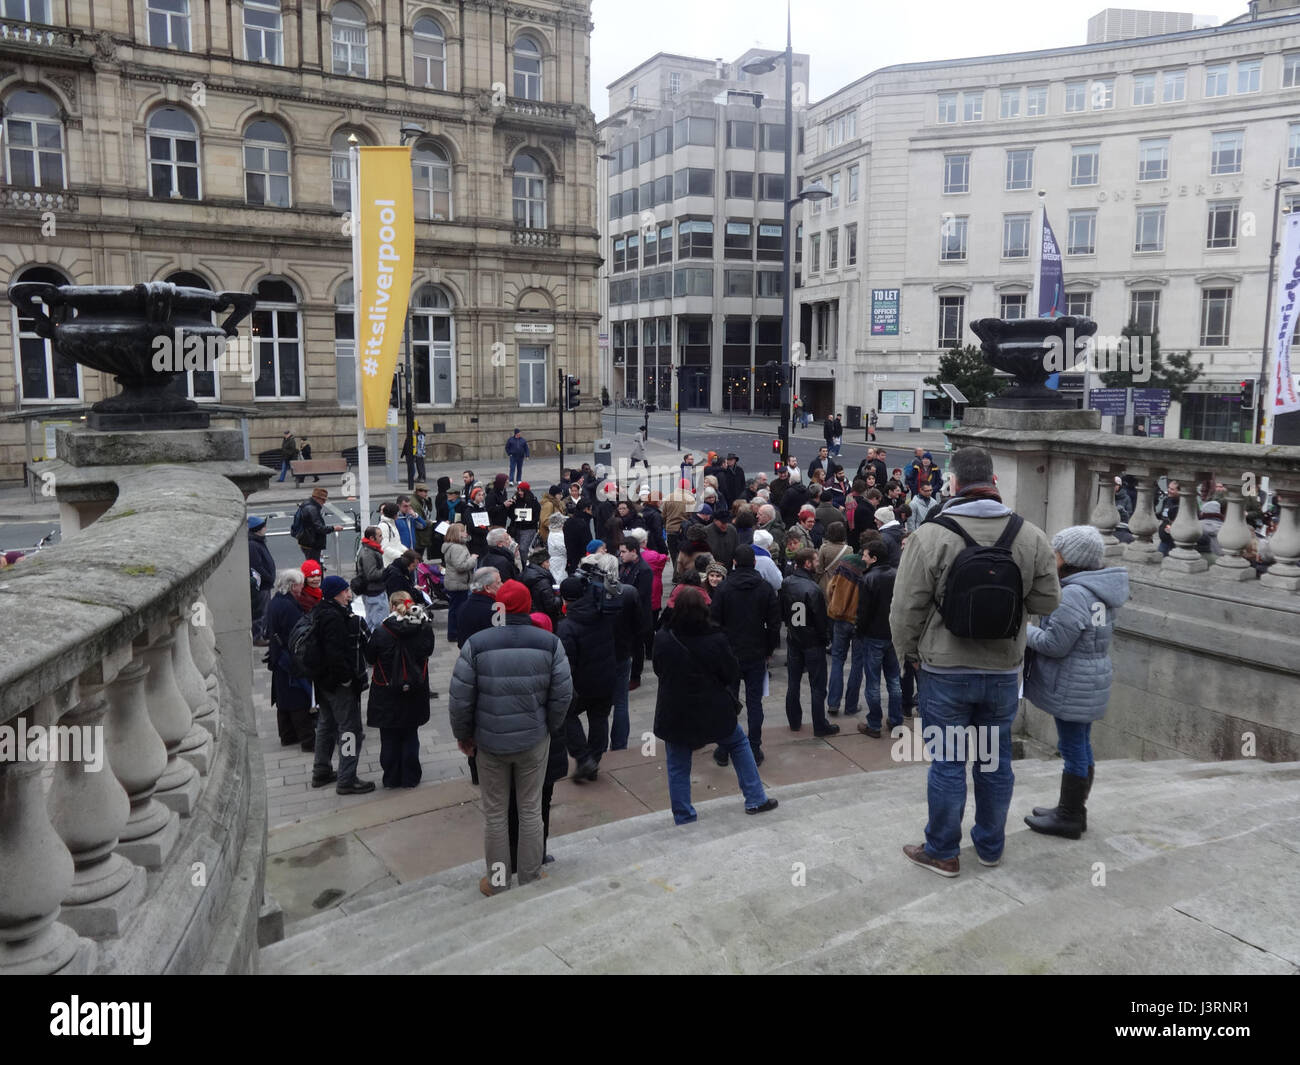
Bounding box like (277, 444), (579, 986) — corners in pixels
(1039, 208), (1064, 389)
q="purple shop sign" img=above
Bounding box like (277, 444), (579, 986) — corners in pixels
(1132, 388), (1171, 416)
(1088, 388), (1129, 416)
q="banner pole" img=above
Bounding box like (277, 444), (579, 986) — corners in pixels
(350, 143), (370, 527)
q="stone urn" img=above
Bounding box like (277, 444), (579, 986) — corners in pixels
(7, 280), (255, 430)
(969, 316), (1098, 410)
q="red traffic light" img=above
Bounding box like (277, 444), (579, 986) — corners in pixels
(772, 439), (782, 452)
(774, 461), (782, 473)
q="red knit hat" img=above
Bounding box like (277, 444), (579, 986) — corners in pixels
(495, 579), (532, 615)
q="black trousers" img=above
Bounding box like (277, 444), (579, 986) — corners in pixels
(379, 726), (422, 788)
(564, 700), (611, 765)
(901, 659), (917, 710)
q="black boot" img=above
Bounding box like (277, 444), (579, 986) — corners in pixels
(1032, 764), (1093, 832)
(1025, 772), (1088, 839)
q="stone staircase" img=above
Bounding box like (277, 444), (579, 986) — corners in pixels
(260, 758), (1300, 974)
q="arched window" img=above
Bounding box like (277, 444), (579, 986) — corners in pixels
(413, 16), (446, 89)
(252, 277), (303, 399)
(412, 141), (452, 220)
(3, 89), (65, 189)
(513, 35), (542, 100)
(148, 0), (191, 50)
(331, 1), (368, 77)
(163, 271), (217, 399)
(411, 284), (454, 406)
(148, 107), (200, 200)
(330, 129), (368, 212)
(243, 118), (290, 206)
(334, 279), (356, 406)
(244, 0), (283, 64)
(512, 151), (547, 229)
(12, 265), (80, 402)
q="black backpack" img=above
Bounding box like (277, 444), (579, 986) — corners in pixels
(932, 514), (1025, 640)
(288, 610), (325, 679)
(290, 502), (308, 541)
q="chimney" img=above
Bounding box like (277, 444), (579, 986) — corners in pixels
(716, 57), (727, 79)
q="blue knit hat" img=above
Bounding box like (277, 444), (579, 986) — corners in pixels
(247, 515), (266, 531)
(586, 538), (605, 554)
(321, 575), (350, 598)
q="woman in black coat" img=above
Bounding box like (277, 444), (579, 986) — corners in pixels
(652, 587), (777, 824)
(265, 570), (316, 749)
(364, 592), (436, 788)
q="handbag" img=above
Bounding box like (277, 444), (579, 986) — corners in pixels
(670, 631), (743, 716)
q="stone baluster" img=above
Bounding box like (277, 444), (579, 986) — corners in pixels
(1261, 489), (1300, 592)
(1161, 469), (1209, 575)
(172, 611), (215, 775)
(47, 654), (148, 937)
(189, 593), (221, 714)
(0, 705), (94, 974)
(1123, 468), (1162, 565)
(137, 621), (202, 817)
(1212, 480), (1255, 581)
(107, 658), (179, 869)
(1086, 466), (1124, 560)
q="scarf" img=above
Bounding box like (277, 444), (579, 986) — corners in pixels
(361, 537), (383, 552)
(951, 483), (1002, 504)
(294, 585), (321, 610)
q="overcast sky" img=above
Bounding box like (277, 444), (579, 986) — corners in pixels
(589, 0), (1256, 118)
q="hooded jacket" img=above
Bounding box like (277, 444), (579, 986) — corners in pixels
(651, 622), (741, 749)
(557, 592), (618, 701)
(780, 566), (830, 648)
(703, 521), (738, 567)
(854, 561), (897, 640)
(441, 541), (475, 592)
(710, 565), (781, 662)
(1024, 567), (1130, 722)
(364, 613), (435, 729)
(312, 597), (369, 693)
(248, 531), (275, 590)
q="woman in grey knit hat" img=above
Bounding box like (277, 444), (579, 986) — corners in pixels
(1022, 525), (1130, 840)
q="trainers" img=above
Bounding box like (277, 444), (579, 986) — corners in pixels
(903, 843), (960, 878)
(977, 853), (1001, 868)
(746, 798), (779, 815)
(857, 723), (882, 738)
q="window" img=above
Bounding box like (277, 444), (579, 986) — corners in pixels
(333, 280), (356, 406)
(724, 270), (753, 297)
(669, 71), (682, 95)
(659, 223), (673, 264)
(252, 278), (302, 399)
(1138, 137), (1169, 181)
(643, 226), (658, 265)
(159, 271), (219, 400)
(413, 141), (452, 220)
(1211, 130), (1243, 175)
(677, 219), (713, 257)
(518, 346), (547, 406)
(943, 152), (970, 194)
(628, 231), (643, 272)
(1206, 201), (1239, 249)
(1065, 81), (1086, 112)
(243, 118), (290, 207)
(654, 125), (672, 156)
(827, 227), (839, 269)
(639, 180), (654, 208)
(757, 271), (782, 297)
(1065, 292), (1092, 318)
(845, 223), (858, 266)
(6, 0), (51, 20)
(938, 295), (965, 347)
(147, 107), (200, 200)
(1205, 64), (1229, 97)
(1290, 123), (1300, 169)
(1055, 215), (1095, 269)
(809, 232), (821, 273)
(513, 35), (542, 99)
(1067, 209), (1096, 256)
(608, 194), (619, 220)
(1135, 205), (1166, 252)
(148, 0), (190, 50)
(674, 116), (716, 146)
(413, 17), (446, 88)
(673, 268), (712, 297)
(674, 168), (714, 198)
(847, 164), (859, 203)
(1070, 144), (1099, 187)
(1000, 293), (1027, 320)
(1006, 148), (1033, 190)
(654, 175), (670, 204)
(1003, 213), (1030, 258)
(1199, 288), (1232, 346)
(724, 221), (752, 260)
(611, 237), (626, 273)
(726, 171), (753, 198)
(824, 111), (856, 146)
(999, 88), (1020, 119)
(1133, 73), (1155, 106)
(938, 93), (958, 123)
(1163, 69), (1186, 102)
(1130, 289), (1160, 333)
(727, 120), (755, 149)
(512, 152), (546, 228)
(640, 133), (654, 163)
(808, 176), (822, 214)
(1237, 60), (1261, 94)
(12, 265), (79, 402)
(760, 124), (786, 151)
(1027, 85), (1048, 116)
(3, 89), (66, 189)
(795, 222), (802, 266)
(1285, 55), (1300, 89)
(412, 285), (455, 405)
(331, 1), (367, 76)
(940, 215), (968, 261)
(244, 0), (283, 64)
(962, 92), (983, 122)
(620, 142), (636, 171)
(621, 188), (638, 215)
(628, 85), (638, 102)
(1091, 79), (1114, 110)
(758, 173), (785, 200)
(756, 222), (783, 261)
(830, 172), (840, 208)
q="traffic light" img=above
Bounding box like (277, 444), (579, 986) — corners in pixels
(772, 438), (782, 454)
(1239, 379), (1256, 410)
(565, 374), (581, 411)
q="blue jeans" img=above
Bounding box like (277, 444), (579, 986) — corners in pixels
(609, 658), (632, 750)
(827, 620), (863, 713)
(666, 723), (767, 824)
(785, 641), (830, 732)
(1054, 719), (1093, 778)
(278, 458), (291, 482)
(509, 456), (525, 482)
(862, 637), (902, 730)
(730, 657), (767, 752)
(918, 670), (1019, 863)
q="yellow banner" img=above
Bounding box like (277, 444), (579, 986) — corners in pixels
(356, 146), (415, 429)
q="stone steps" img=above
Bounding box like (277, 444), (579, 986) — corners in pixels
(260, 758), (1300, 974)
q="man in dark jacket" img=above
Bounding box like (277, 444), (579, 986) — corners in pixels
(780, 548), (838, 737)
(278, 430), (298, 482)
(563, 498), (595, 575)
(856, 447), (888, 489)
(248, 516), (275, 643)
(450, 579), (572, 894)
(505, 427), (530, 483)
(822, 414), (837, 453)
(295, 486), (342, 564)
(456, 568), (503, 648)
(709, 545), (781, 766)
(639, 492), (669, 555)
(704, 509), (738, 568)
(383, 550), (420, 602)
(618, 540), (655, 686)
(557, 576), (618, 782)
(808, 445), (841, 480)
(520, 543), (562, 624)
(778, 477), (811, 527)
(508, 481), (542, 559)
(873, 506), (904, 567)
(719, 454), (747, 505)
(310, 576), (374, 794)
(854, 535), (902, 737)
(481, 527), (521, 583)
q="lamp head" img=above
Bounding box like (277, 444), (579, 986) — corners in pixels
(399, 124), (425, 144)
(799, 180), (831, 202)
(741, 55), (779, 75)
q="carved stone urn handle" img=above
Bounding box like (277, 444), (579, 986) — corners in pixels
(7, 281), (65, 340)
(213, 292), (257, 337)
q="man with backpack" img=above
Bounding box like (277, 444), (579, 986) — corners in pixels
(823, 544), (868, 717)
(890, 446), (1060, 877)
(301, 576), (375, 794)
(292, 486), (343, 565)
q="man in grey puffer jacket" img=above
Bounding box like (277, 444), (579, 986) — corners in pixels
(450, 579), (572, 895)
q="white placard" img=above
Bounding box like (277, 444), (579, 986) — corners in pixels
(434, 521), (450, 535)
(471, 511), (489, 528)
(514, 508), (533, 523)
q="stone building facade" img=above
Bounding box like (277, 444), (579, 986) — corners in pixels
(0, 0), (600, 483)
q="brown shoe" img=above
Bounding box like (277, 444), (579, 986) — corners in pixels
(480, 876), (504, 897)
(903, 843), (959, 878)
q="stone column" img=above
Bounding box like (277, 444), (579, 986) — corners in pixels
(108, 659), (179, 869)
(191, 591), (222, 715)
(1124, 470), (1162, 565)
(1261, 490), (1300, 591)
(811, 301), (821, 361)
(1212, 481), (1255, 581)
(1086, 467), (1124, 560)
(1161, 470), (1209, 575)
(47, 664), (147, 938)
(172, 612), (215, 774)
(137, 624), (202, 817)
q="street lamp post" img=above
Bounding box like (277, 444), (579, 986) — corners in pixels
(1257, 176), (1300, 445)
(398, 124), (425, 489)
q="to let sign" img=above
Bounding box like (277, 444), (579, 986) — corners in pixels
(871, 289), (900, 336)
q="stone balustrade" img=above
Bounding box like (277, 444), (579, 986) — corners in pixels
(0, 464), (266, 973)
